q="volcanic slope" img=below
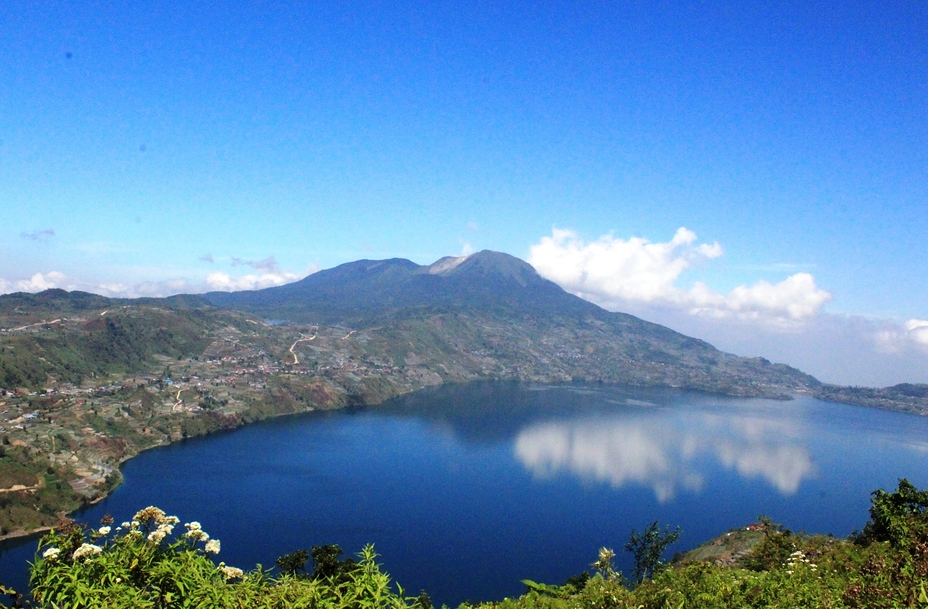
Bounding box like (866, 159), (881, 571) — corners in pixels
(203, 251), (820, 398)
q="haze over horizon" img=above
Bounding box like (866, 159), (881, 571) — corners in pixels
(2, 2), (926, 386)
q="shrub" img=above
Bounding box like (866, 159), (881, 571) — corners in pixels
(30, 506), (421, 609)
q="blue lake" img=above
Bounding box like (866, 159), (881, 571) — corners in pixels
(3, 382), (928, 605)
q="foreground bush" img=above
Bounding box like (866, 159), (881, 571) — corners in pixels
(464, 479), (928, 609)
(29, 506), (420, 609)
(22, 479), (928, 608)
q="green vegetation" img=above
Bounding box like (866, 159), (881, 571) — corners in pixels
(474, 480), (928, 609)
(12, 480), (928, 608)
(28, 507), (427, 609)
(0, 446), (86, 536)
(624, 521), (681, 584)
(815, 383), (928, 415)
(0, 306), (219, 390)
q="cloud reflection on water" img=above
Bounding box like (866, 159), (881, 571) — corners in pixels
(514, 410), (814, 502)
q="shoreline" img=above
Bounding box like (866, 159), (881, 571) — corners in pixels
(0, 399), (350, 545)
(0, 527), (50, 545)
(0, 379), (924, 545)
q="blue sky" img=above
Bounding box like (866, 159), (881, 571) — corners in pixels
(1, 1), (926, 385)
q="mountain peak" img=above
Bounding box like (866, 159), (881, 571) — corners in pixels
(424, 255), (469, 275)
(449, 250), (541, 286)
(202, 250), (583, 324)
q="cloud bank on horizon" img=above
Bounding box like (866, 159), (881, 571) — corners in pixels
(528, 228), (928, 387)
(0, 257), (316, 299)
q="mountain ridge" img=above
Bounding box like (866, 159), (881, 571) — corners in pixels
(201, 250), (602, 325)
(2, 251), (925, 408)
(197, 250), (820, 397)
(0, 251), (824, 400)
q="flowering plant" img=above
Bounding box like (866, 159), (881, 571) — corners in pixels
(29, 507), (420, 608)
(31, 506), (243, 607)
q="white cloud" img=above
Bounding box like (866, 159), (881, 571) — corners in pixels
(905, 319), (928, 347)
(631, 305), (928, 386)
(17, 272), (67, 292)
(528, 228), (831, 326)
(529, 227), (720, 303)
(96, 283), (131, 296)
(205, 271), (300, 292)
(526, 227), (928, 385)
(687, 273), (832, 322)
(203, 256), (319, 291)
(114, 279), (197, 298)
(874, 318), (928, 354)
(0, 255), (318, 299)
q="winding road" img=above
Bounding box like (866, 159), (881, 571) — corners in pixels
(289, 329), (318, 365)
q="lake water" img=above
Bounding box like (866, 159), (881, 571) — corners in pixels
(3, 382), (928, 605)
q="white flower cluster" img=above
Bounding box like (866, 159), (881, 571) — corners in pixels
(785, 549), (817, 575)
(72, 543), (103, 561)
(148, 522), (175, 544)
(593, 547), (618, 579)
(184, 521), (221, 555)
(127, 506), (182, 545)
(121, 520), (143, 538)
(595, 547), (615, 567)
(42, 506), (227, 574)
(184, 521), (209, 542)
(218, 563), (244, 580)
(133, 506), (179, 526)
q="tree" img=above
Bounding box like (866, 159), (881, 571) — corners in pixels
(624, 521), (681, 584)
(743, 516), (795, 571)
(861, 478), (928, 546)
(311, 544), (357, 581)
(276, 548), (309, 576)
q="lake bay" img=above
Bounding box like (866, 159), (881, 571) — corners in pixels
(4, 381), (928, 605)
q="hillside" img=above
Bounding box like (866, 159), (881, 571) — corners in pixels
(202, 250), (820, 398)
(0, 294), (220, 390)
(0, 251), (924, 537)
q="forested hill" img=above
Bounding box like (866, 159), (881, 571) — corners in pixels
(0, 293), (232, 390)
